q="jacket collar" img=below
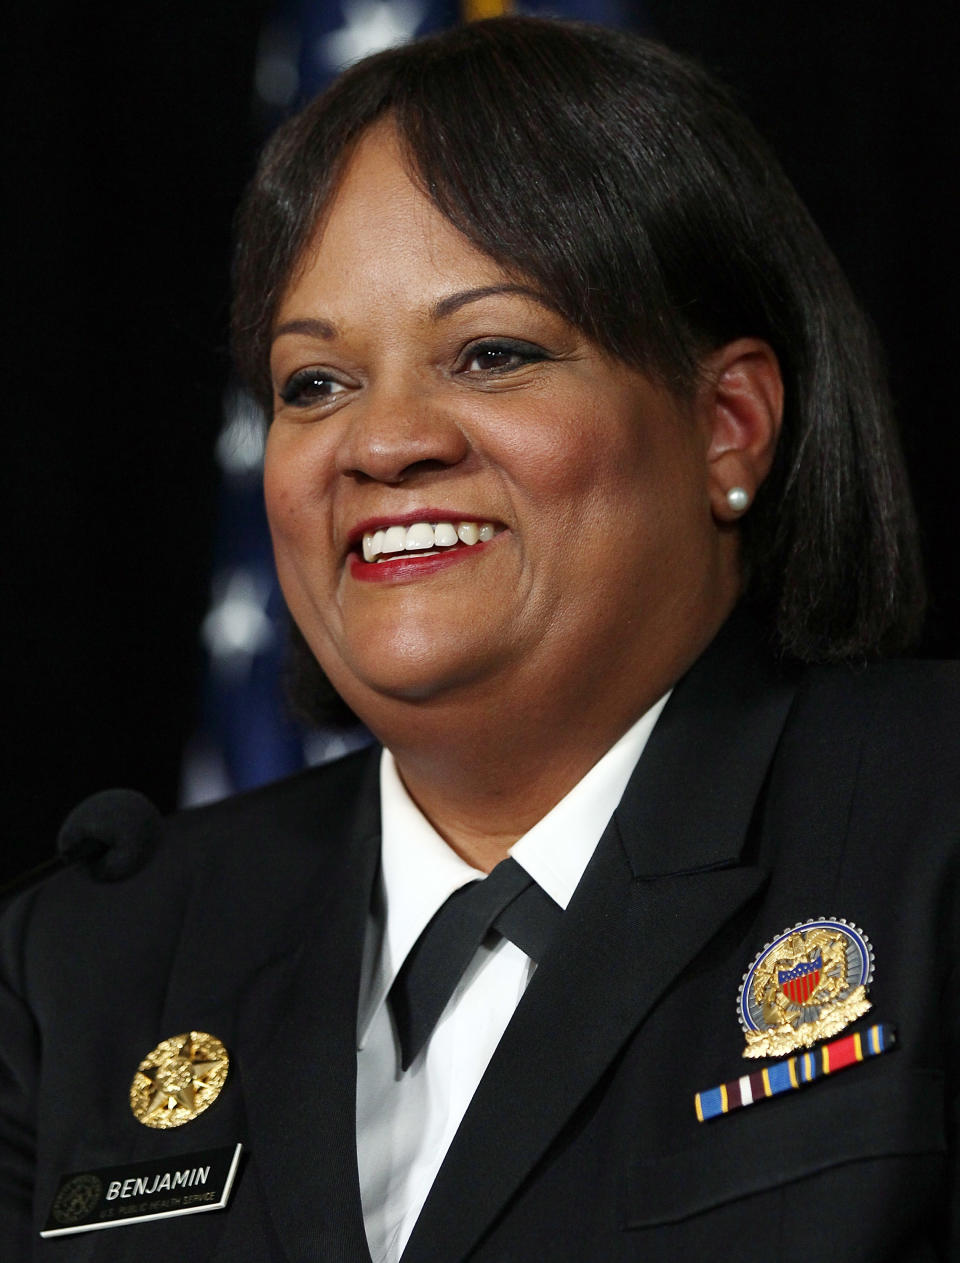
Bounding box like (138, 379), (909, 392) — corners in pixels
(618, 608), (797, 877)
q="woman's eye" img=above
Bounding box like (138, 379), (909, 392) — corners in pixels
(461, 340), (548, 374)
(278, 369), (349, 407)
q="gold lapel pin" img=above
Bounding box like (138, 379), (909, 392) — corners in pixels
(737, 918), (874, 1059)
(129, 1031), (230, 1129)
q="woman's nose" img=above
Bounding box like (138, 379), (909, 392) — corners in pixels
(335, 382), (471, 484)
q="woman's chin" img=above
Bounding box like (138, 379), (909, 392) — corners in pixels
(323, 643), (507, 717)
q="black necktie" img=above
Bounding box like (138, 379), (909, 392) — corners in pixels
(389, 856), (563, 1069)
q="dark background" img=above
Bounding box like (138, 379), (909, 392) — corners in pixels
(5, 1), (958, 886)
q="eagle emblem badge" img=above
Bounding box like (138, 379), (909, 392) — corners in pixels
(738, 919), (874, 1058)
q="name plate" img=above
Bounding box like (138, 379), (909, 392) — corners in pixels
(41, 1143), (242, 1237)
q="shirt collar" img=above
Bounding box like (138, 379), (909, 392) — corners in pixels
(356, 693), (670, 1047)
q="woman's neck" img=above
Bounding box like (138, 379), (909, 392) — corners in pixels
(348, 596), (736, 870)
(375, 665), (673, 870)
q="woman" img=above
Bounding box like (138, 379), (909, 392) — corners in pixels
(2, 17), (956, 1262)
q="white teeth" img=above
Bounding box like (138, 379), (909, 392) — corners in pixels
(405, 522), (435, 551)
(381, 525), (407, 554)
(433, 522), (458, 548)
(360, 520), (497, 561)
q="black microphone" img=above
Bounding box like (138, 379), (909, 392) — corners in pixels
(1, 789), (162, 904)
(57, 788), (161, 882)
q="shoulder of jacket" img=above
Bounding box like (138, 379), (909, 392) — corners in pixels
(1, 744), (380, 975)
(783, 657), (960, 791)
(795, 655), (960, 715)
(167, 742), (378, 844)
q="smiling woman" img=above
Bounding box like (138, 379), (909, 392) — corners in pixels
(262, 119), (762, 826)
(2, 16), (958, 1263)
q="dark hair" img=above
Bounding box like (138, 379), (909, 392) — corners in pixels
(233, 15), (924, 718)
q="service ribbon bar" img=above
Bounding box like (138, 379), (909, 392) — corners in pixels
(694, 1022), (895, 1122)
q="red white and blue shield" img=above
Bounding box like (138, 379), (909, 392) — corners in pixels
(778, 954), (822, 1006)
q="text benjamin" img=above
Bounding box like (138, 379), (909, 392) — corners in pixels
(105, 1166), (211, 1200)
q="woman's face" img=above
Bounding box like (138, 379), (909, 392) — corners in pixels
(265, 123), (739, 732)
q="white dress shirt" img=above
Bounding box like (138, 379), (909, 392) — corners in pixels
(355, 695), (669, 1263)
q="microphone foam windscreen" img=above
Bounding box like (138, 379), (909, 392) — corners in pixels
(57, 788), (162, 882)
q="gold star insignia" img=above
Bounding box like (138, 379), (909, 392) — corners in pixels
(130, 1032), (230, 1129)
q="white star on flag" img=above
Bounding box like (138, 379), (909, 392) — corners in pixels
(319, 0), (426, 73)
(202, 569), (275, 678)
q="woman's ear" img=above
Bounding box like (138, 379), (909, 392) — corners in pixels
(698, 338), (783, 522)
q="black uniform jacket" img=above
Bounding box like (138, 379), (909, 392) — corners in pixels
(3, 616), (960, 1262)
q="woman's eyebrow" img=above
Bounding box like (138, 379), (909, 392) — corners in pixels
(271, 285), (551, 345)
(431, 284), (550, 321)
(272, 316), (337, 343)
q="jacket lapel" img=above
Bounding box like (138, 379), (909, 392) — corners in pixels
(402, 613), (798, 1263)
(159, 749), (381, 1263)
(236, 754), (380, 1262)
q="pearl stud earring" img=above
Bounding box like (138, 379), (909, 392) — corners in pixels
(726, 486), (750, 513)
